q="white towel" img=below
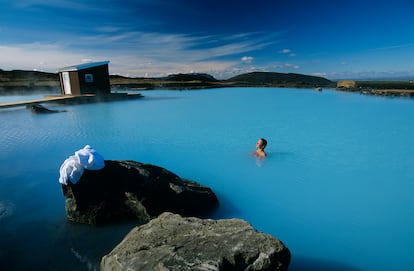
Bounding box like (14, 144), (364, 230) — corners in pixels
(75, 145), (105, 170)
(59, 155), (83, 185)
(59, 145), (105, 185)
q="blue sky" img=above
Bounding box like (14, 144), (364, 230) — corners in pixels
(1, 0), (414, 79)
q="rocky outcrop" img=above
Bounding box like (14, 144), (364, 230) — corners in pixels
(61, 160), (219, 225)
(28, 104), (66, 113)
(101, 212), (291, 271)
(337, 80), (357, 89)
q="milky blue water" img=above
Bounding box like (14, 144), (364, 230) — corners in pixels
(0, 87), (413, 271)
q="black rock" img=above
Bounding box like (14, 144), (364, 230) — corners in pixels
(61, 160), (219, 225)
(28, 104), (65, 113)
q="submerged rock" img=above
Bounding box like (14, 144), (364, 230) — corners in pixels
(61, 160), (219, 225)
(28, 104), (66, 113)
(101, 212), (291, 271)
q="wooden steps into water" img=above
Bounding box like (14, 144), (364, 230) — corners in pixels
(0, 93), (143, 109)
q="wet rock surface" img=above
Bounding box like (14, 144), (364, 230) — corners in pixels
(101, 212), (291, 271)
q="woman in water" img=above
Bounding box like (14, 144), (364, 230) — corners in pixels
(253, 138), (267, 158)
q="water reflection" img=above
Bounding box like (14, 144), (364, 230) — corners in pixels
(291, 256), (362, 271)
(0, 88), (413, 271)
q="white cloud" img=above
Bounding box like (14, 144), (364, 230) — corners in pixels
(371, 43), (414, 51)
(0, 30), (280, 79)
(14, 0), (102, 11)
(279, 48), (296, 57)
(67, 30), (274, 63)
(0, 42), (238, 79)
(241, 56), (253, 63)
(283, 63), (300, 69)
(280, 49), (291, 54)
(311, 72), (328, 77)
(0, 44), (92, 72)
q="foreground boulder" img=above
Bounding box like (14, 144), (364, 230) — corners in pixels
(101, 212), (291, 271)
(61, 160), (219, 225)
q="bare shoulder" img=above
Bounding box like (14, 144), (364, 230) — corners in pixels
(254, 150), (267, 158)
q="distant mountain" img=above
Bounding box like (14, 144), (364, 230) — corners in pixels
(0, 69), (337, 93)
(0, 69), (58, 81)
(228, 72), (332, 86)
(165, 73), (218, 82)
(0, 69), (59, 93)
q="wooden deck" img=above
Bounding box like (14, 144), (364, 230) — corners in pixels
(0, 93), (143, 109)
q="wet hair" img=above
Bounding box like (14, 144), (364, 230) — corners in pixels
(260, 138), (267, 149)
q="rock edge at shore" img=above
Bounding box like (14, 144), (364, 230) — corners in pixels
(62, 160), (219, 225)
(101, 212), (291, 271)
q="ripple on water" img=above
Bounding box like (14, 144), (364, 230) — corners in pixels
(0, 201), (15, 220)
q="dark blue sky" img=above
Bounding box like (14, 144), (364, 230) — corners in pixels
(1, 0), (413, 79)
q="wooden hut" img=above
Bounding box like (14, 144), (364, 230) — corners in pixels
(58, 61), (110, 95)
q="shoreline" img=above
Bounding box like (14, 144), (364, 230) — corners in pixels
(2, 69), (413, 98)
(2, 84), (414, 99)
(336, 87), (414, 98)
(361, 88), (414, 97)
(1, 78), (414, 99)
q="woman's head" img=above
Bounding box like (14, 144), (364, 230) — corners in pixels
(256, 138), (267, 150)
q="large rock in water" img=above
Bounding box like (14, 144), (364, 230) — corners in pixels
(61, 160), (219, 225)
(101, 212), (291, 271)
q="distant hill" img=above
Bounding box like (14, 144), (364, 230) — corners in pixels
(0, 69), (60, 93)
(165, 73), (218, 82)
(2, 69), (412, 97)
(109, 73), (220, 90)
(0, 69), (58, 82)
(0, 69), (333, 93)
(228, 72), (332, 87)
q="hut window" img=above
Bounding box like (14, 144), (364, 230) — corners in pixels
(85, 74), (94, 83)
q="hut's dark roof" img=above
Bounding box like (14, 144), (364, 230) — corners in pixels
(58, 61), (109, 72)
